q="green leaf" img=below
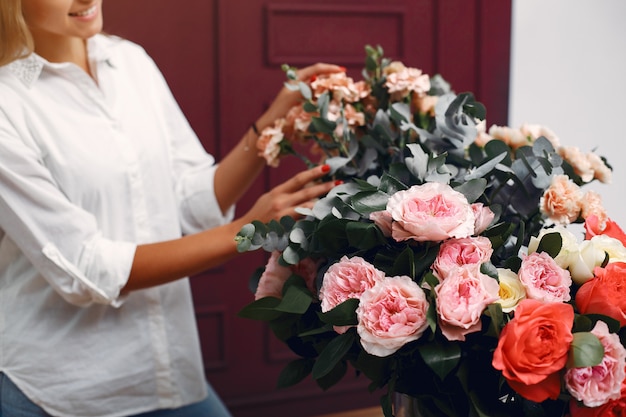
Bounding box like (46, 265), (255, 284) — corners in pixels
(391, 246), (415, 278)
(346, 222), (387, 250)
(536, 232), (562, 259)
(237, 297), (282, 321)
(417, 339), (462, 380)
(485, 302), (504, 337)
(311, 331), (356, 379)
(276, 276), (313, 314)
(277, 358), (314, 388)
(568, 332), (605, 368)
(316, 360), (348, 390)
(318, 298), (359, 326)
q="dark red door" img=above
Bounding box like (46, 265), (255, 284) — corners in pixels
(104, 1), (511, 416)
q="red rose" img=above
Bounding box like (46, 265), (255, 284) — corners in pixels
(576, 262), (626, 327)
(492, 299), (574, 402)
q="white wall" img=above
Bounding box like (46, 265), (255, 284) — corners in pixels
(509, 0), (626, 227)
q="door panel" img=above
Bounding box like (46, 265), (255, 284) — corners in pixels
(104, 1), (511, 415)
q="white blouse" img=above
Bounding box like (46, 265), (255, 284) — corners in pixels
(0, 34), (233, 416)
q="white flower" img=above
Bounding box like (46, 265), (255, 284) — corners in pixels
(495, 268), (526, 313)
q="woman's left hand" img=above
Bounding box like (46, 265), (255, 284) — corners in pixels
(255, 63), (345, 131)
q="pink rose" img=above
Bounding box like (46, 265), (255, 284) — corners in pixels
(386, 182), (475, 242)
(319, 256), (385, 324)
(565, 321), (626, 407)
(369, 210), (393, 237)
(492, 299), (574, 403)
(434, 264), (500, 341)
(432, 236), (493, 280)
(471, 202), (495, 234)
(570, 368), (626, 417)
(255, 251), (320, 300)
(518, 251), (572, 303)
(540, 174), (583, 225)
(356, 276), (429, 356)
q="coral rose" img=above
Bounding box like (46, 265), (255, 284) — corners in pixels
(576, 262), (626, 327)
(492, 299), (574, 402)
(356, 276), (429, 356)
(518, 251), (572, 303)
(585, 215), (626, 248)
(565, 321), (626, 407)
(386, 182), (475, 242)
(434, 264), (500, 341)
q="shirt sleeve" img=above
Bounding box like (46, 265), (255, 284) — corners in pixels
(0, 106), (135, 307)
(140, 51), (235, 235)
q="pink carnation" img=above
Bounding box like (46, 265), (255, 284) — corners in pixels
(432, 236), (493, 280)
(518, 251), (572, 303)
(540, 174), (583, 225)
(434, 264), (500, 341)
(356, 276), (430, 356)
(386, 182), (475, 242)
(565, 321), (626, 407)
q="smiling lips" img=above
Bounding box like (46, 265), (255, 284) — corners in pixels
(69, 5), (97, 17)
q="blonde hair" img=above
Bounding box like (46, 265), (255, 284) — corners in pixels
(0, 0), (34, 67)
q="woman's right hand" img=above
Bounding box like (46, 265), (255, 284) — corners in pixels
(240, 164), (336, 224)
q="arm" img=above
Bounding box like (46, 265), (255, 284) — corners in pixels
(213, 63), (345, 213)
(124, 164), (334, 292)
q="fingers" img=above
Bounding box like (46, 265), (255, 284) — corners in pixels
(295, 63), (346, 82)
(272, 164), (332, 193)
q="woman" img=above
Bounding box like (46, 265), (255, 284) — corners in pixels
(0, 0), (342, 416)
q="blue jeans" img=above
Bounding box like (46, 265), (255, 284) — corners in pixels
(0, 373), (231, 417)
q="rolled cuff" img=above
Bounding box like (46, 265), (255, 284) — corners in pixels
(178, 163), (235, 234)
(41, 237), (136, 307)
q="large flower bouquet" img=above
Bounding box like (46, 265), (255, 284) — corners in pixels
(235, 45), (626, 417)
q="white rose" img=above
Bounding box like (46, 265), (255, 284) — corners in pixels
(569, 235), (626, 284)
(495, 268), (526, 313)
(527, 226), (580, 270)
